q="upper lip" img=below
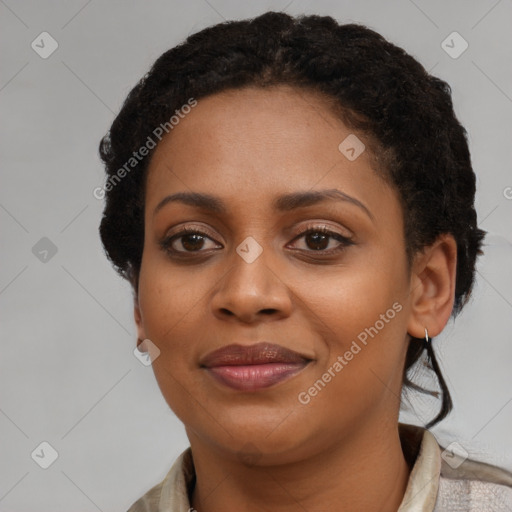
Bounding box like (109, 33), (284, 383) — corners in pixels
(200, 342), (312, 368)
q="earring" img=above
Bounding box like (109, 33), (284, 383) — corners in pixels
(424, 327), (430, 346)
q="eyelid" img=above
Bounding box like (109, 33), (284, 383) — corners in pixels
(288, 221), (354, 240)
(159, 224), (223, 256)
(164, 223), (222, 242)
(287, 223), (354, 250)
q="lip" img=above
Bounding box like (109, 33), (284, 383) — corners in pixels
(200, 342), (312, 391)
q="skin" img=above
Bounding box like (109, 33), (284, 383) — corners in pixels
(134, 85), (457, 512)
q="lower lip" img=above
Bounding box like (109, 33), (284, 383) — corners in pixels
(205, 362), (309, 391)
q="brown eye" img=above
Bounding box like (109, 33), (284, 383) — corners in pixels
(304, 231), (330, 251)
(179, 233), (206, 251)
(160, 228), (222, 255)
(289, 227), (354, 254)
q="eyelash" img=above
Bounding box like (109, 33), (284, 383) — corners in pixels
(159, 225), (354, 258)
(288, 225), (354, 255)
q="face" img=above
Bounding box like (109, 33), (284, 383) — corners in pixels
(136, 85), (414, 464)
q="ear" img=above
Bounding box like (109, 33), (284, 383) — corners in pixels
(134, 294), (148, 351)
(407, 234), (457, 339)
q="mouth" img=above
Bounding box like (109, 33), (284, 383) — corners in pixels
(200, 342), (312, 392)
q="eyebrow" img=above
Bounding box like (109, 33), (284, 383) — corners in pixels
(153, 188), (374, 220)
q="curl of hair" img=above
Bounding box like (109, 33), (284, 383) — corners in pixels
(98, 12), (485, 427)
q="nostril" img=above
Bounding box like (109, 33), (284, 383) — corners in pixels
(260, 308), (278, 315)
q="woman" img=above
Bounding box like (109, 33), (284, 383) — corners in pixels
(98, 11), (512, 512)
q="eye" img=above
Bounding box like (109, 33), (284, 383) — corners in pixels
(159, 227), (222, 255)
(288, 225), (354, 254)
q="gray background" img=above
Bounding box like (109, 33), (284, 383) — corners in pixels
(1, 0), (511, 510)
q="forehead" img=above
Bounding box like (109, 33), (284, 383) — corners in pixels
(144, 85), (398, 220)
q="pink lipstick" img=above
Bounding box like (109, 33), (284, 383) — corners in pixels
(200, 342), (311, 391)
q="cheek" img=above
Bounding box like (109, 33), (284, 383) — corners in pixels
(300, 254), (407, 342)
(296, 250), (409, 395)
(137, 263), (210, 416)
(137, 259), (206, 362)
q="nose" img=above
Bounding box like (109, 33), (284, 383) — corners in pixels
(210, 249), (293, 324)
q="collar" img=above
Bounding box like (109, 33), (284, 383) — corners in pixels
(398, 423), (441, 511)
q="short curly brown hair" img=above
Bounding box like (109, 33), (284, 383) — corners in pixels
(98, 11), (485, 428)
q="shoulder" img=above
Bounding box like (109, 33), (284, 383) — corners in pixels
(398, 423), (512, 511)
(435, 450), (512, 511)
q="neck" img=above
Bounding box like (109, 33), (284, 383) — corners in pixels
(189, 420), (411, 512)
